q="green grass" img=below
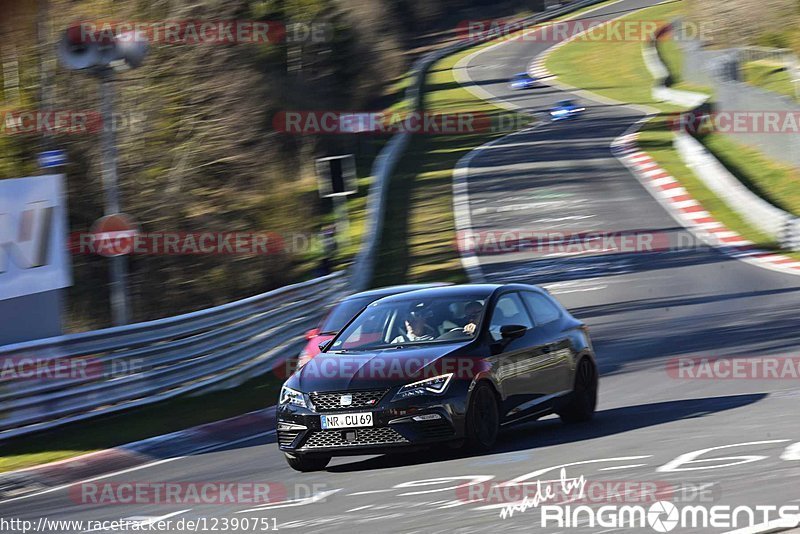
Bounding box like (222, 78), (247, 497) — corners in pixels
(0, 371), (284, 473)
(546, 0), (799, 255)
(742, 59), (798, 102)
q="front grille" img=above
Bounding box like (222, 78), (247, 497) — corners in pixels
(302, 427), (408, 449)
(309, 389), (388, 412)
(278, 430), (301, 448)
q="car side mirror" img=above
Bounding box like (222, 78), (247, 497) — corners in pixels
(500, 324), (527, 340)
(490, 325), (528, 355)
(318, 340), (332, 352)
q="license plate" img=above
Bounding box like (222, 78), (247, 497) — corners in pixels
(321, 412), (373, 429)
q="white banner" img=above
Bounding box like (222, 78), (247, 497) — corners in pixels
(0, 174), (72, 300)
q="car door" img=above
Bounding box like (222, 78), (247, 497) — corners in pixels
(486, 291), (555, 420)
(520, 290), (573, 393)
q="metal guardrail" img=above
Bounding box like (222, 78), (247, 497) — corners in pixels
(647, 23), (800, 249)
(737, 46), (800, 102)
(0, 271), (347, 441)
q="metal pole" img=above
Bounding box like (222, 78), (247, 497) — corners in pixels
(333, 195), (350, 250)
(99, 69), (130, 325)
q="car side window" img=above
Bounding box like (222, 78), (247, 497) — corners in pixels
(522, 291), (561, 325)
(488, 293), (533, 342)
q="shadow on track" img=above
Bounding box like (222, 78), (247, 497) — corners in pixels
(324, 393), (765, 473)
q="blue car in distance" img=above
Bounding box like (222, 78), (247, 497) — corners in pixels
(549, 99), (586, 121)
(509, 72), (538, 90)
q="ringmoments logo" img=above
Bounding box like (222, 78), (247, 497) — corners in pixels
(540, 502), (800, 531)
(497, 469), (800, 531)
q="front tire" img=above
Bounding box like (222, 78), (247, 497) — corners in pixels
(284, 453), (331, 472)
(463, 382), (500, 453)
(558, 358), (598, 423)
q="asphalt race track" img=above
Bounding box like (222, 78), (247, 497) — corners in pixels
(4, 0), (800, 532)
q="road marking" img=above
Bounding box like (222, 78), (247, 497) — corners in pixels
(0, 430), (277, 504)
(780, 442), (800, 461)
(237, 489), (342, 512)
(657, 440), (790, 472)
(346, 505), (373, 512)
(347, 489), (395, 496)
(598, 464), (649, 471)
(83, 510), (190, 532)
(395, 475), (494, 497)
(723, 515), (800, 534)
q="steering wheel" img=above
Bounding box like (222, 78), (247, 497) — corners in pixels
(438, 328), (468, 341)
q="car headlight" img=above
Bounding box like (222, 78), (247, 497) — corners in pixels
(393, 373), (453, 400)
(279, 385), (307, 408)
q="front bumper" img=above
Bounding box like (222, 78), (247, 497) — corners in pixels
(277, 385), (468, 456)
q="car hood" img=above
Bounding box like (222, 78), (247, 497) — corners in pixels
(287, 343), (470, 392)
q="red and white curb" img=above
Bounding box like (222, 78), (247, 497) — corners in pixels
(613, 137), (800, 275)
(529, 48), (800, 278)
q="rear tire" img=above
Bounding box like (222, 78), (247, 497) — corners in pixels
(558, 358), (598, 423)
(284, 453), (331, 472)
(463, 382), (500, 453)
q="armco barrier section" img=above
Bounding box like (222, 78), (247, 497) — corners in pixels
(646, 23), (800, 248)
(0, 272), (346, 441)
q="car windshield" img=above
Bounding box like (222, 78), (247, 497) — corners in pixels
(320, 296), (373, 333)
(513, 73), (530, 80)
(328, 295), (487, 351)
(557, 100), (574, 107)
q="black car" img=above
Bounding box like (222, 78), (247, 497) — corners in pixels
(277, 283), (598, 472)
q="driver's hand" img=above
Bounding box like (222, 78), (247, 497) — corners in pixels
(463, 323), (477, 335)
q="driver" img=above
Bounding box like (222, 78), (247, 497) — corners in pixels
(462, 301), (483, 335)
(392, 309), (435, 343)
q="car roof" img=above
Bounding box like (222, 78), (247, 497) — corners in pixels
(342, 283), (451, 301)
(369, 283), (512, 304)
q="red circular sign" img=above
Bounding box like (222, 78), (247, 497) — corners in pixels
(90, 214), (139, 257)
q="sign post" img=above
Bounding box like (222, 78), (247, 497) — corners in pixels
(57, 24), (149, 325)
(315, 155), (357, 249)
